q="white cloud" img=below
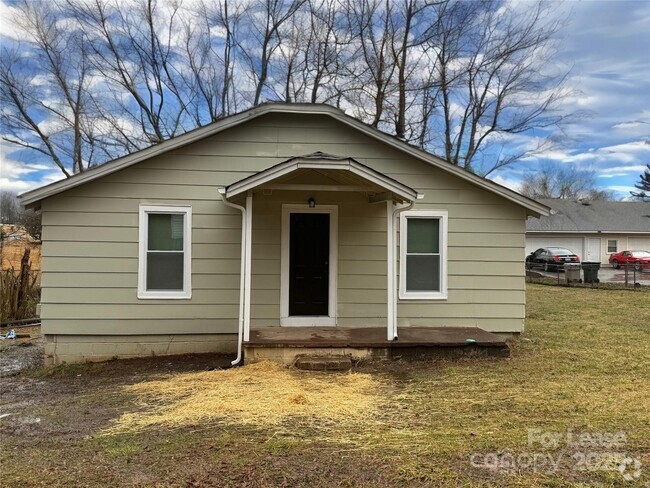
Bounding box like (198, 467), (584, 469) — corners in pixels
(0, 2), (27, 41)
(0, 142), (65, 194)
(0, 170), (64, 193)
(606, 185), (638, 193)
(532, 140), (650, 166)
(612, 121), (648, 130)
(599, 164), (648, 175)
(490, 175), (521, 192)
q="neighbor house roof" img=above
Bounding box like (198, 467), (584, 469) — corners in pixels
(526, 199), (650, 233)
(19, 103), (549, 216)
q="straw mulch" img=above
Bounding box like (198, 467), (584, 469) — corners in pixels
(104, 361), (386, 435)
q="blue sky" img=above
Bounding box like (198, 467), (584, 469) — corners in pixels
(491, 0), (650, 198)
(1, 0), (649, 199)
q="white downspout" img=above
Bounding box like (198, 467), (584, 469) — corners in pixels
(218, 188), (247, 366)
(386, 200), (395, 340)
(243, 193), (253, 342)
(391, 197), (421, 340)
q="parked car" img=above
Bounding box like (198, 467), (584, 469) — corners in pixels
(526, 247), (581, 272)
(608, 250), (650, 271)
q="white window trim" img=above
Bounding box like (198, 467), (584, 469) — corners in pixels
(280, 204), (338, 326)
(399, 210), (448, 300)
(606, 239), (618, 254)
(138, 204), (192, 299)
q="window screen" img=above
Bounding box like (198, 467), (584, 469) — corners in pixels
(405, 217), (441, 292)
(146, 213), (185, 290)
(139, 206), (191, 299)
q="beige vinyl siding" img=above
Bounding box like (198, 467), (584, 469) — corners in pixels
(40, 112), (527, 347)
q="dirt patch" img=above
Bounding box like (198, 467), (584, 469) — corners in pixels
(0, 325), (43, 377)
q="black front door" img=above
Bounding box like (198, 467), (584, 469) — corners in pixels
(289, 213), (329, 316)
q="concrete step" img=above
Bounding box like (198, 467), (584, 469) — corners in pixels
(294, 355), (353, 371)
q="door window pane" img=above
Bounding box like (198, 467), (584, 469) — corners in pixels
(407, 218), (439, 253)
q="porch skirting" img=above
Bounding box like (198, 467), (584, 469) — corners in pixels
(244, 326), (510, 365)
(44, 333), (238, 366)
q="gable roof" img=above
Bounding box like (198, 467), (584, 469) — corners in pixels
(526, 199), (650, 233)
(224, 152), (421, 202)
(19, 103), (549, 216)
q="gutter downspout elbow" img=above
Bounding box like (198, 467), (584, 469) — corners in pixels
(219, 188), (246, 366)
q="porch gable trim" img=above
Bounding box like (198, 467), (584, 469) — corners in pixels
(225, 157), (420, 202)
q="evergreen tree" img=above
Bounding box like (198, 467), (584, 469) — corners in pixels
(630, 164), (650, 201)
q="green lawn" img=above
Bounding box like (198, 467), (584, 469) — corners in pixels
(1, 284), (649, 487)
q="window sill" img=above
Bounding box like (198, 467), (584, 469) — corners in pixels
(398, 292), (448, 301)
(137, 291), (192, 300)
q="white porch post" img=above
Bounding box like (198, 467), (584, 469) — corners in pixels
(386, 200), (395, 340)
(243, 192), (253, 342)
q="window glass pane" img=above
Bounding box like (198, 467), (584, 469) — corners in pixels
(607, 240), (617, 253)
(406, 255), (440, 291)
(148, 213), (184, 251)
(407, 218), (439, 253)
(147, 252), (184, 290)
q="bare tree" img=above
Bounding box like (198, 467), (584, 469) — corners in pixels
(1, 0), (577, 181)
(304, 0), (342, 103)
(426, 0), (569, 176)
(237, 0), (306, 106)
(341, 0), (397, 128)
(178, 0), (248, 123)
(274, 10), (311, 102)
(0, 190), (42, 238)
(0, 191), (22, 224)
(519, 162), (613, 201)
(70, 0), (190, 145)
(387, 0), (440, 140)
(0, 0), (97, 177)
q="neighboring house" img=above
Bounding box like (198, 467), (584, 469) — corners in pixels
(20, 103), (549, 366)
(526, 199), (650, 264)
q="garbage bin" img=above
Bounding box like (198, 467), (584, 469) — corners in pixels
(582, 262), (601, 283)
(564, 263), (581, 283)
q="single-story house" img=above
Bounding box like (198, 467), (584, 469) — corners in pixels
(526, 199), (650, 264)
(20, 103), (549, 366)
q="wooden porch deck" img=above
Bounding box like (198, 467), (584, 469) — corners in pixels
(244, 327), (510, 364)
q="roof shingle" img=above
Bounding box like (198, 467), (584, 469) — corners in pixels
(526, 199), (650, 232)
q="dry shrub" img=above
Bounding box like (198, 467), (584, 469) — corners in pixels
(0, 269), (41, 322)
(104, 361), (385, 435)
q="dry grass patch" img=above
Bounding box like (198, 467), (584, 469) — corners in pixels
(104, 360), (386, 435)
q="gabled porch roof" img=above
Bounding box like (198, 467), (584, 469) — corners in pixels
(225, 152), (422, 203)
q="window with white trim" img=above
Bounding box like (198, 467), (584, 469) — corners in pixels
(399, 210), (448, 300)
(607, 239), (618, 253)
(138, 205), (192, 299)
